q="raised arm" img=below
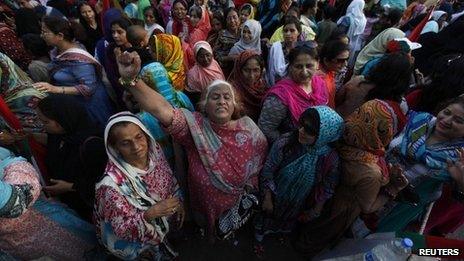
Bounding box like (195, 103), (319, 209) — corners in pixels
(115, 49), (174, 126)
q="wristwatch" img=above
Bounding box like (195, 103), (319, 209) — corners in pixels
(119, 76), (140, 88)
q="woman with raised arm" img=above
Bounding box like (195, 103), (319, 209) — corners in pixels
(115, 49), (268, 240)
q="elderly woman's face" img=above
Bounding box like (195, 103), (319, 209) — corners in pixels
(197, 48), (213, 67)
(205, 84), (235, 124)
(111, 123), (149, 167)
(289, 53), (318, 85)
(241, 57), (262, 85)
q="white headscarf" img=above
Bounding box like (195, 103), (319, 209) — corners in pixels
(229, 19), (262, 56)
(338, 0), (367, 39)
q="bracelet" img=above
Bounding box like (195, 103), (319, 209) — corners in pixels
(119, 76), (140, 88)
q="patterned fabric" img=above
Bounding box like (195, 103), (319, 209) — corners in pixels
(0, 52), (45, 132)
(0, 23), (32, 71)
(165, 109), (268, 235)
(338, 99), (396, 178)
(258, 95), (295, 143)
(149, 34), (186, 91)
(0, 155), (95, 260)
(261, 106), (344, 229)
(400, 111), (464, 180)
(95, 112), (180, 260)
(229, 50), (267, 121)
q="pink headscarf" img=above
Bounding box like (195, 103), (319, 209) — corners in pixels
(267, 75), (328, 124)
(187, 41), (225, 92)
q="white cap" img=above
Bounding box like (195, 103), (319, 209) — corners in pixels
(394, 37), (422, 50)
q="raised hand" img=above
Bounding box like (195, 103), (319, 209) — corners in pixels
(388, 163), (409, 193)
(114, 48), (141, 80)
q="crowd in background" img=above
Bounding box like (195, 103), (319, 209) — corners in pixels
(1, 0), (464, 259)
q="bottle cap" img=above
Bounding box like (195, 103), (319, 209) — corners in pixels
(402, 238), (414, 248)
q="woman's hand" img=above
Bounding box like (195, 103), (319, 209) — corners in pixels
(44, 179), (75, 196)
(448, 148), (464, 191)
(387, 163), (409, 193)
(33, 82), (60, 93)
(145, 197), (181, 220)
(114, 48), (141, 80)
(262, 190), (274, 215)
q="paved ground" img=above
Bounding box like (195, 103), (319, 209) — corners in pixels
(174, 222), (304, 261)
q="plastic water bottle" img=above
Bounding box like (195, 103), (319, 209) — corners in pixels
(370, 238), (414, 260)
(323, 238), (413, 261)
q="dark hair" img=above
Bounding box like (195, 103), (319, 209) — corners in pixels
(15, 8), (41, 36)
(143, 6), (165, 28)
(326, 27), (348, 43)
(110, 18), (132, 31)
(319, 40), (350, 63)
(42, 16), (86, 42)
(301, 0), (317, 13)
(288, 45), (319, 65)
(189, 5), (203, 19)
(283, 108), (321, 155)
(21, 33), (50, 58)
(212, 10), (226, 28)
(286, 3), (301, 17)
(365, 52), (413, 102)
(225, 7), (238, 18)
(386, 8), (403, 25)
(322, 4), (336, 21)
(417, 55), (464, 113)
(244, 54), (265, 71)
(77, 2), (97, 29)
(444, 96), (464, 110)
(126, 25), (145, 46)
(173, 0), (188, 10)
(283, 15), (302, 33)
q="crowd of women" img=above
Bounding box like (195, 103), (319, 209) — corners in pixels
(1, 0), (464, 259)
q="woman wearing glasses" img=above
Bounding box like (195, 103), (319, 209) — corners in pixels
(318, 40), (350, 108)
(258, 46), (328, 144)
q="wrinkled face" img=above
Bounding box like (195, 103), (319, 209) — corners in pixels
(242, 26), (253, 43)
(36, 108), (65, 134)
(240, 9), (251, 23)
(324, 50), (350, 73)
(226, 10), (240, 31)
(18, 0), (33, 9)
(197, 48), (213, 67)
(283, 23), (299, 43)
(212, 18), (223, 32)
(173, 2), (187, 20)
(241, 57), (262, 85)
(80, 4), (95, 23)
(435, 103), (464, 140)
(111, 123), (149, 167)
(289, 53), (318, 85)
(144, 9), (156, 26)
(190, 11), (201, 27)
(111, 24), (128, 47)
(40, 23), (61, 46)
(205, 84), (235, 124)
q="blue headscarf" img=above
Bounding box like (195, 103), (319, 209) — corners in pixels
(0, 147), (26, 210)
(274, 106), (344, 221)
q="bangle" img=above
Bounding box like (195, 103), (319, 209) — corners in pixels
(119, 76), (140, 88)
